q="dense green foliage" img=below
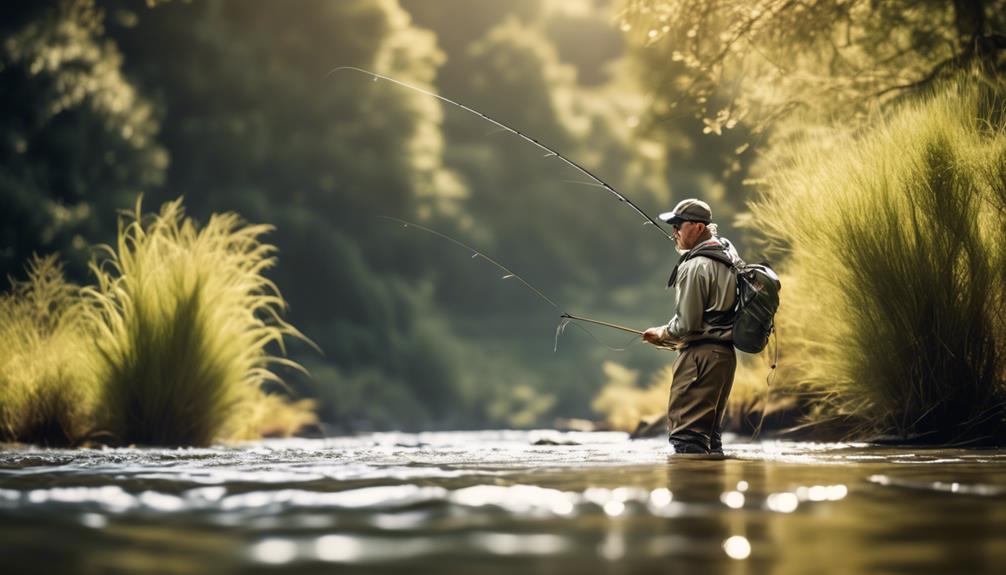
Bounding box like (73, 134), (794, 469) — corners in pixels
(617, 1), (1006, 258)
(12, 0), (1004, 441)
(622, 0), (1006, 133)
(3, 0), (697, 431)
(71, 0), (702, 429)
(0, 1), (165, 279)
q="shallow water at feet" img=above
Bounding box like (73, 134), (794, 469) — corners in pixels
(1, 431), (1005, 574)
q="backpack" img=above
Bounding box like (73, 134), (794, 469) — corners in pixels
(667, 241), (781, 354)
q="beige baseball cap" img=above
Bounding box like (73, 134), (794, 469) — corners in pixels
(658, 198), (712, 225)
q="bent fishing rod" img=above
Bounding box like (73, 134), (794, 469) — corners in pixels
(329, 66), (674, 243)
(380, 216), (677, 352)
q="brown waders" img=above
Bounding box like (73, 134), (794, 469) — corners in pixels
(667, 340), (736, 454)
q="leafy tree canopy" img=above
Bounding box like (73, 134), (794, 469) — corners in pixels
(0, 0), (165, 280)
(621, 0), (1006, 134)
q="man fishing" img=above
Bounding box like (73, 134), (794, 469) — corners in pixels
(336, 69), (774, 454)
(643, 199), (740, 456)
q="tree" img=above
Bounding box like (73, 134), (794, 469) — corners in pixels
(0, 0), (165, 280)
(95, 0), (497, 428)
(621, 0), (1006, 134)
(395, 8), (691, 418)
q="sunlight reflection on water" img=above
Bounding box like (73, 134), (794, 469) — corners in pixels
(722, 535), (751, 560)
(2, 432), (1006, 574)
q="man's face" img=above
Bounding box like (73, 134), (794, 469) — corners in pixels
(672, 221), (706, 251)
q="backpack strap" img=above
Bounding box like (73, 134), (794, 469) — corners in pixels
(666, 242), (735, 288)
(667, 242), (739, 328)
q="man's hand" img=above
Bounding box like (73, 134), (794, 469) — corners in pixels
(643, 326), (670, 344)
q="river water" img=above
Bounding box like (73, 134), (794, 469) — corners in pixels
(1, 431), (1004, 574)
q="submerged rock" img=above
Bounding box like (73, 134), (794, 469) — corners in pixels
(531, 438), (581, 446)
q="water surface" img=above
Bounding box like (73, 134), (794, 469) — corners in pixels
(2, 431), (1004, 574)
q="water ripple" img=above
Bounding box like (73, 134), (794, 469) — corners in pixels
(3, 432), (1006, 573)
(868, 474), (1004, 497)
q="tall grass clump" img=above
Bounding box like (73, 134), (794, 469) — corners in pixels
(0, 256), (96, 445)
(751, 76), (1006, 444)
(591, 361), (656, 432)
(83, 198), (312, 446)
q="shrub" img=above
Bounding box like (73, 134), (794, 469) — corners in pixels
(751, 77), (1006, 444)
(82, 198), (312, 446)
(0, 256), (96, 445)
(591, 361), (664, 432)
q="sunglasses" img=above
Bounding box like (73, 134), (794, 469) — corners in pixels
(671, 221), (699, 231)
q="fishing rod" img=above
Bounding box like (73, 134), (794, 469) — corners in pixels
(329, 66), (674, 242)
(558, 312), (681, 351)
(379, 216), (678, 351)
(559, 313), (647, 338)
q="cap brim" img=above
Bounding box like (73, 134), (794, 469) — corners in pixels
(659, 211), (701, 225)
(658, 211), (680, 224)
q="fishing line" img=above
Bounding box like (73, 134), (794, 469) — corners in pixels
(329, 66), (674, 242)
(554, 319), (648, 354)
(379, 216), (636, 353)
(334, 68), (682, 352)
(554, 318), (570, 353)
(750, 328), (780, 441)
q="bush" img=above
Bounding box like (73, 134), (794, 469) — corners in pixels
(82, 198), (312, 446)
(591, 361), (663, 432)
(751, 76), (1006, 444)
(0, 256), (96, 445)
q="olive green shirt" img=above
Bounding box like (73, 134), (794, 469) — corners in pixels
(666, 238), (738, 344)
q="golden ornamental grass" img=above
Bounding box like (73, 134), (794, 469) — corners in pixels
(81, 198), (312, 446)
(750, 76), (1006, 443)
(0, 256), (96, 445)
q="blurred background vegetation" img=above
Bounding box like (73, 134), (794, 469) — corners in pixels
(2, 0), (1005, 442)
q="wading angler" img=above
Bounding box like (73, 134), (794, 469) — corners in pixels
(644, 199), (741, 455)
(337, 68), (779, 456)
